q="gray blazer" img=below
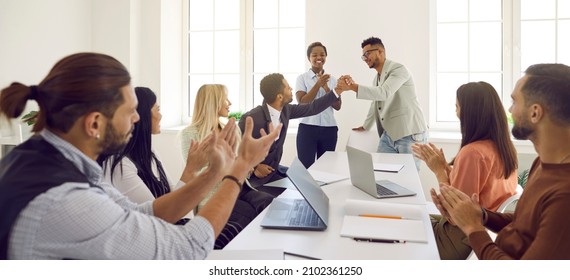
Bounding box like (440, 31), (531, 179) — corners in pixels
(358, 59), (427, 141)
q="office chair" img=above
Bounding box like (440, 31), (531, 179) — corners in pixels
(496, 184), (523, 214)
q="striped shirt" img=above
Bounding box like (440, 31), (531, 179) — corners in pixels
(8, 130), (214, 259)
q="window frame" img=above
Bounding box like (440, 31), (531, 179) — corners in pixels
(181, 0), (305, 124)
(430, 0), (568, 130)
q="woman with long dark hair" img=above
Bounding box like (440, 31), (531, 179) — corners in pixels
(413, 81), (518, 260)
(100, 87), (174, 203)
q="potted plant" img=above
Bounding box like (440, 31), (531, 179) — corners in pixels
(21, 110), (39, 126)
(228, 111), (243, 121)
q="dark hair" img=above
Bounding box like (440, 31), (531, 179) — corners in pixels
(361, 37), (385, 49)
(306, 42), (327, 59)
(260, 73), (285, 104)
(99, 87), (170, 198)
(522, 63), (570, 125)
(453, 81), (518, 179)
(0, 53), (129, 133)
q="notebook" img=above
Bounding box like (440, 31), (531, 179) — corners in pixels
(346, 145), (416, 199)
(260, 158), (329, 231)
(340, 199), (427, 243)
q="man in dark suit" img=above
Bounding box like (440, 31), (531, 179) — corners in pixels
(238, 73), (341, 199)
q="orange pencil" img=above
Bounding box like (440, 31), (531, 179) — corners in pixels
(359, 214), (402, 219)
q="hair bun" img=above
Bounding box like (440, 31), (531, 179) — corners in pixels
(29, 85), (39, 100)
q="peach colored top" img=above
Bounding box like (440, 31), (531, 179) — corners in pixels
(450, 139), (517, 211)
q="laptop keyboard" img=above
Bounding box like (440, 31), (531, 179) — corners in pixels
(288, 199), (322, 227)
(376, 184), (397, 196)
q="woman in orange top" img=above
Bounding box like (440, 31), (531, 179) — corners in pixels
(413, 81), (518, 259)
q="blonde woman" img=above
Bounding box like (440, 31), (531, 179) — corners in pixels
(181, 85), (242, 209)
(180, 84), (262, 249)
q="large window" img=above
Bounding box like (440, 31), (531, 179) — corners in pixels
(185, 0), (305, 120)
(433, 0), (570, 128)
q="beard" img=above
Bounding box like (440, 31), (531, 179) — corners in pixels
(511, 116), (534, 140)
(99, 122), (133, 157)
(368, 57), (379, 69)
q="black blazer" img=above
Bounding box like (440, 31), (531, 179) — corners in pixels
(239, 91), (339, 187)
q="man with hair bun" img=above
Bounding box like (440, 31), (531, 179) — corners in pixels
(0, 52), (281, 259)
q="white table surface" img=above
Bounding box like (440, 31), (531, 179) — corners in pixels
(224, 152), (440, 260)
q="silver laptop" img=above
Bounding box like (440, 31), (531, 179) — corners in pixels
(346, 145), (416, 199)
(260, 158), (328, 231)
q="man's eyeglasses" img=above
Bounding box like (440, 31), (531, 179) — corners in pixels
(361, 48), (379, 60)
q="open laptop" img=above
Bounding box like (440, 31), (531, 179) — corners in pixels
(346, 145), (416, 199)
(260, 158), (328, 231)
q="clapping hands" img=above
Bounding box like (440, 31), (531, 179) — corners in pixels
(190, 118), (238, 177)
(412, 143), (450, 183)
(431, 185), (486, 235)
(238, 116), (282, 170)
(412, 143), (447, 169)
(316, 72), (331, 92)
(183, 117), (281, 183)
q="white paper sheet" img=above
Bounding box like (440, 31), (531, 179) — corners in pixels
(373, 162), (404, 172)
(340, 199), (427, 243)
(308, 170), (349, 185)
(340, 215), (427, 243)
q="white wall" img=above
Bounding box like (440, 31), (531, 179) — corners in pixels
(0, 0), (177, 106)
(0, 0), (92, 85)
(91, 0), (131, 67)
(0, 0), (92, 130)
(0, 0), (181, 164)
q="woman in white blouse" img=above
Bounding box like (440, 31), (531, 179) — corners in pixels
(295, 42), (341, 168)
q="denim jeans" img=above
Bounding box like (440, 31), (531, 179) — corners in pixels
(377, 131), (428, 171)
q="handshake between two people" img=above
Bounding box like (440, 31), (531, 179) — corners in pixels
(334, 75), (358, 94)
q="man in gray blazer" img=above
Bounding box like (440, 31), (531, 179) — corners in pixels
(339, 37), (428, 170)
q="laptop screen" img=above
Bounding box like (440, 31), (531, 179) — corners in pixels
(286, 158), (329, 225)
(346, 145), (378, 187)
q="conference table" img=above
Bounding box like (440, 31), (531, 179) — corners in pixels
(224, 152), (440, 260)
